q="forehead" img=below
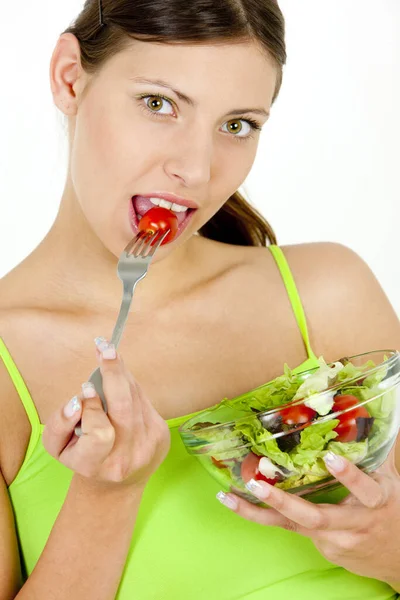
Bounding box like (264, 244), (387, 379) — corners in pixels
(103, 39), (278, 108)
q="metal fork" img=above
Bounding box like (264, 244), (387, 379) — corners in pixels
(74, 228), (169, 437)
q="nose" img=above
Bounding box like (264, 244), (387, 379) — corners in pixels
(163, 126), (213, 189)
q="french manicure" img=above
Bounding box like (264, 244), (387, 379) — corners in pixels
(81, 382), (97, 399)
(102, 344), (117, 360)
(246, 478), (270, 498)
(323, 451), (346, 472)
(94, 337), (117, 360)
(94, 337), (109, 352)
(216, 491), (238, 510)
(64, 396), (81, 418)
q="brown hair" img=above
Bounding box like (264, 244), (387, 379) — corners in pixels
(64, 0), (286, 246)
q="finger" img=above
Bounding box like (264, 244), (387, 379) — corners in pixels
(323, 451), (387, 509)
(216, 491), (308, 534)
(61, 394), (116, 473)
(244, 478), (374, 532)
(95, 339), (142, 433)
(42, 394), (83, 458)
(126, 371), (160, 429)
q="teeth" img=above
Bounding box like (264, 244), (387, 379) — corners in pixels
(149, 197), (188, 213)
(171, 202), (188, 213)
(159, 199), (173, 210)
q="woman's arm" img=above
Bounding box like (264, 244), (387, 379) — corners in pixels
(16, 475), (144, 600)
(219, 242), (400, 591)
(14, 338), (170, 600)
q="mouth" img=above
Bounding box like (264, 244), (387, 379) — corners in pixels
(129, 194), (198, 242)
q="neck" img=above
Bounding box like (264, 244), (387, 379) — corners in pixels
(15, 186), (201, 318)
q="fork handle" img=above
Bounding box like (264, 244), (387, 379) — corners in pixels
(74, 285), (134, 436)
(110, 284), (136, 349)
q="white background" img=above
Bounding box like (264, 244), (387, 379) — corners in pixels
(1, 1), (399, 313)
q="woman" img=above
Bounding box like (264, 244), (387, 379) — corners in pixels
(0, 0), (399, 598)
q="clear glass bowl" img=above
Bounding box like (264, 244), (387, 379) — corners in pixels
(179, 350), (400, 505)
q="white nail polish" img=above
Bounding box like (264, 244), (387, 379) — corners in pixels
(81, 382), (97, 399)
(94, 337), (109, 352)
(323, 451), (346, 472)
(216, 491), (238, 510)
(102, 344), (117, 360)
(245, 478), (270, 498)
(64, 396), (81, 418)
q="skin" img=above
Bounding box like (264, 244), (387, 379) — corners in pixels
(0, 34), (400, 596)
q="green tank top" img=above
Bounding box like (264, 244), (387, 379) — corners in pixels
(2, 246), (397, 599)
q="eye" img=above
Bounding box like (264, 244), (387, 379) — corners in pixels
(141, 95), (175, 116)
(221, 119), (258, 138)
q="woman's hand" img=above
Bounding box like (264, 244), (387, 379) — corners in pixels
(217, 449), (400, 589)
(43, 337), (171, 490)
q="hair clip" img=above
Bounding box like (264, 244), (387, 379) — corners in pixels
(98, 0), (106, 27)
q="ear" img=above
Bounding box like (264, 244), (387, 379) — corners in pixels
(49, 33), (88, 116)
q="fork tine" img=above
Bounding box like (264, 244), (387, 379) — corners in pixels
(146, 229), (170, 257)
(125, 230), (146, 255)
(139, 230), (165, 258)
(132, 231), (154, 256)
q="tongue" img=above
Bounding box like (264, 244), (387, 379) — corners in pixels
(133, 196), (155, 216)
(132, 196), (188, 226)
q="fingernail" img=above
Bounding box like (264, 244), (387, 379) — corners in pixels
(323, 451), (346, 472)
(64, 396), (81, 418)
(94, 337), (117, 360)
(246, 478), (270, 498)
(216, 491), (238, 510)
(102, 344), (117, 360)
(81, 382), (96, 399)
(94, 337), (109, 352)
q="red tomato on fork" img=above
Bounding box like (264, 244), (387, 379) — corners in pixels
(138, 207), (178, 245)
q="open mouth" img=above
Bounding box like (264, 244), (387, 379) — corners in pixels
(129, 195), (197, 241)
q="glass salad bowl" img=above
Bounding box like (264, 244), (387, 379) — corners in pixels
(179, 350), (400, 505)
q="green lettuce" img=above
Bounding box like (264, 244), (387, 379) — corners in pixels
(234, 419), (295, 472)
(366, 389), (396, 419)
(327, 440), (368, 463)
(289, 420), (339, 472)
(220, 364), (303, 414)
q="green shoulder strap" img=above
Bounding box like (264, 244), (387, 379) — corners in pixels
(268, 245), (318, 362)
(0, 336), (42, 463)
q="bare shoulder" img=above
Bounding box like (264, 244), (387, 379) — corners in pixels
(215, 239), (399, 359)
(269, 241), (399, 358)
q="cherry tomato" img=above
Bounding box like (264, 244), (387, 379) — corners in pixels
(279, 404), (317, 426)
(254, 471), (279, 485)
(332, 394), (370, 442)
(138, 207), (178, 245)
(240, 452), (279, 486)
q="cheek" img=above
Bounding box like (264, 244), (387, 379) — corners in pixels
(217, 142), (258, 196)
(70, 96), (153, 221)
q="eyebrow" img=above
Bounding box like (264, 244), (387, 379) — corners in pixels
(130, 77), (270, 118)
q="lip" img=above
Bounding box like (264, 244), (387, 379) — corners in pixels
(133, 192), (200, 210)
(128, 198), (197, 243)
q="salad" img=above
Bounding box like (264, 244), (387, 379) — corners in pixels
(183, 354), (399, 495)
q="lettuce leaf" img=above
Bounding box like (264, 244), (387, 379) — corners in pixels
(289, 420), (339, 472)
(234, 418), (296, 472)
(327, 439), (368, 463)
(220, 364), (302, 414)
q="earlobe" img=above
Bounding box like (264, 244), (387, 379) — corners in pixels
(49, 33), (84, 116)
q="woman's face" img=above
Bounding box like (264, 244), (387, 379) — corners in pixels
(63, 38), (277, 258)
